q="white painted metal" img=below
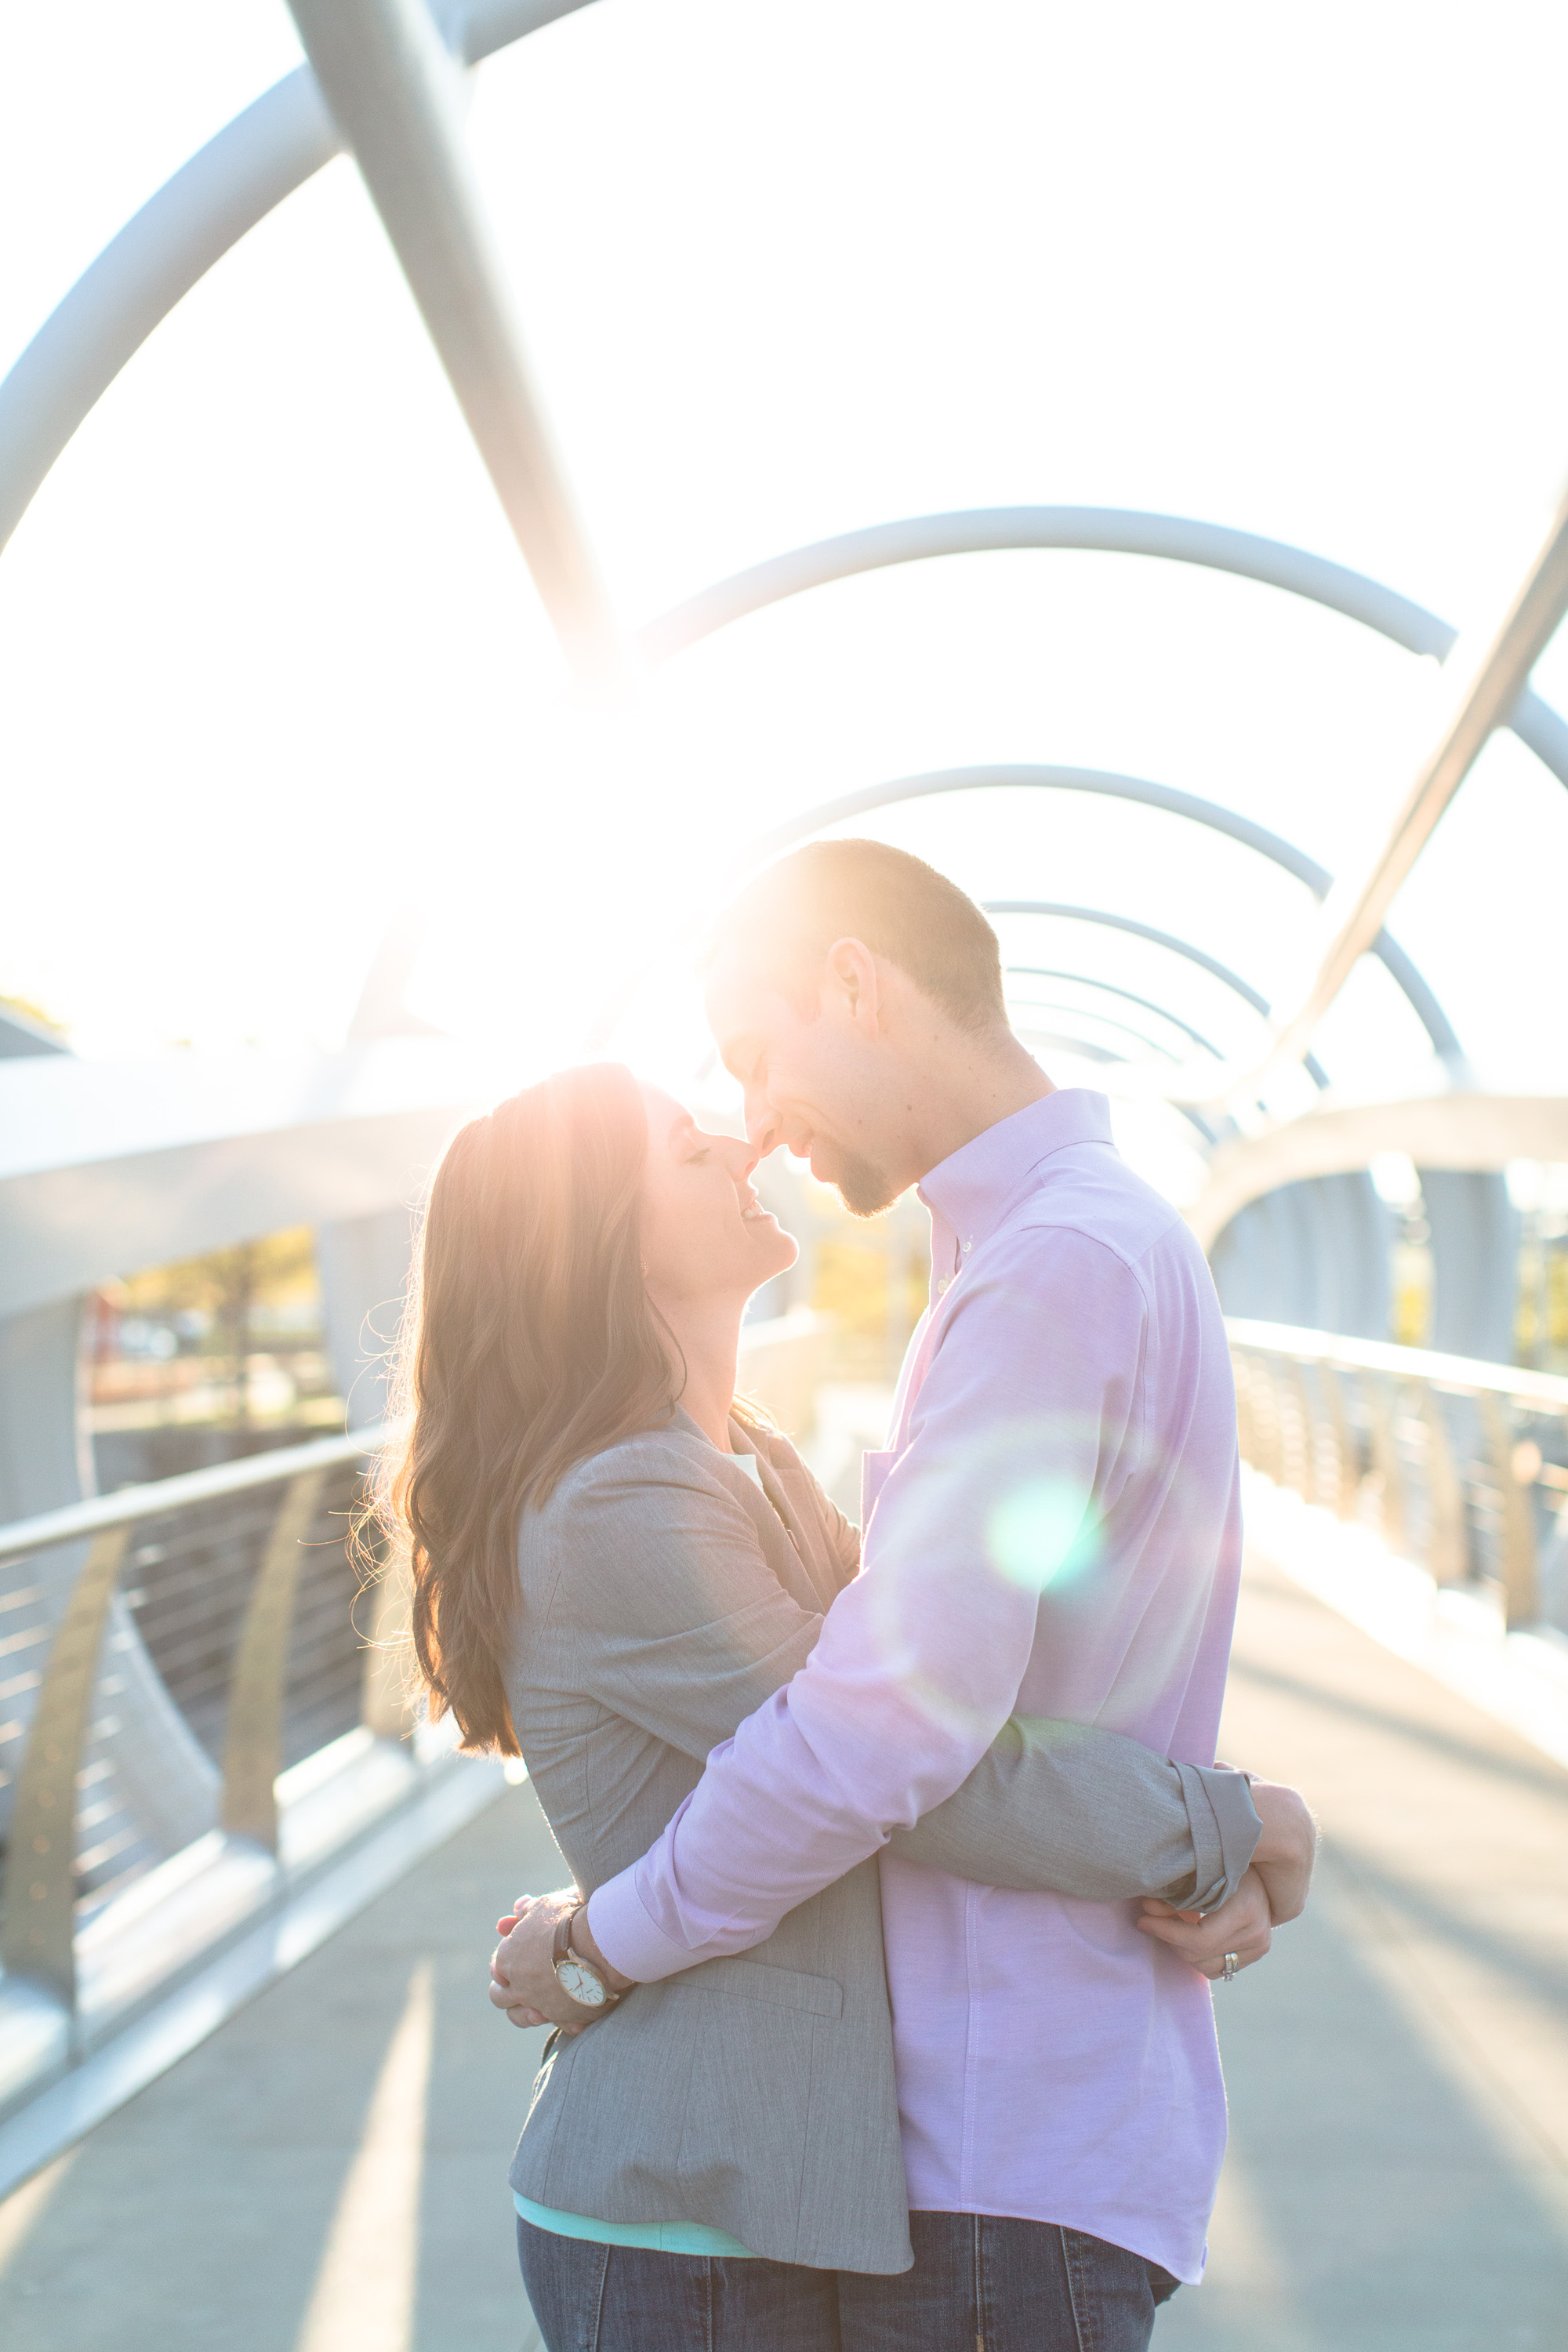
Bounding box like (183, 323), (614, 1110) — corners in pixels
(1259, 484), (1568, 1089)
(0, 1036), (495, 1321)
(1189, 1093), (1568, 1250)
(0, 1424), (389, 1570)
(286, 0), (624, 681)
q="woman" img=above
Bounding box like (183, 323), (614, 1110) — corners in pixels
(379, 1063), (1285, 2351)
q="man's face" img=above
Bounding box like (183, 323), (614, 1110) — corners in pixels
(704, 942), (904, 1217)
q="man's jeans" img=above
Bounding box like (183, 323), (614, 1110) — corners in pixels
(518, 2211), (1179, 2350)
(838, 2212), (1181, 2350)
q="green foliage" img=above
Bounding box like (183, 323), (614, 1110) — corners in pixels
(113, 1228), (321, 1331)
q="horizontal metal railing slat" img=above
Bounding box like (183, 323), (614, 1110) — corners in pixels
(0, 1422), (391, 1568)
(0, 1423), (402, 2045)
(1226, 1318), (1568, 1636)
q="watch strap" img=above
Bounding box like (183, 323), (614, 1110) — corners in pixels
(552, 1903), (619, 2009)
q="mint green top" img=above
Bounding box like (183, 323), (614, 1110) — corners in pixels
(514, 2192), (757, 2259)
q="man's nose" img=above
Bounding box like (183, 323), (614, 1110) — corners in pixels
(745, 1094), (782, 1155)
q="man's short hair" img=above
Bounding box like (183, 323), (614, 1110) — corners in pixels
(707, 839), (1007, 1032)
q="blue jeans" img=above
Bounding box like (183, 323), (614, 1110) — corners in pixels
(518, 2211), (1179, 2350)
(838, 2212), (1180, 2349)
(517, 2219), (840, 2350)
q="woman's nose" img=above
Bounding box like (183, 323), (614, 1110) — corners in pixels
(728, 1134), (763, 1182)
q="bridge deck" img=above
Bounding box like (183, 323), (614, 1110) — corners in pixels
(1, 1546), (1564, 2350)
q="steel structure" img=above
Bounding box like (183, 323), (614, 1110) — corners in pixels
(285, 0), (622, 681)
(982, 902), (1331, 1087)
(1190, 1094), (1568, 1251)
(742, 765), (1461, 1062)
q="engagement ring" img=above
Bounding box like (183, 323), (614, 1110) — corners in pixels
(1221, 1952), (1240, 1983)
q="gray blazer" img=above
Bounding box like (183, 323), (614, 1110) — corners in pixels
(506, 1412), (1255, 2274)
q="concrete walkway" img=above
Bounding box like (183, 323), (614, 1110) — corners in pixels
(0, 1783), (563, 2352)
(1, 1547), (1565, 2350)
(1164, 1549), (1568, 2352)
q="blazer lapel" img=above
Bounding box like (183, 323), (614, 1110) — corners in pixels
(667, 1409), (829, 1616)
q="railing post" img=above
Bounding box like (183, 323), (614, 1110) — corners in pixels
(1364, 1372), (1409, 1555)
(220, 1470), (328, 1850)
(1247, 1352), (1286, 1485)
(1232, 1348), (1257, 1468)
(1284, 1359), (1319, 1505)
(1418, 1388), (1468, 1584)
(1475, 1392), (1540, 1629)
(361, 1537), (417, 1741)
(1320, 1360), (1357, 1519)
(0, 1527), (130, 2009)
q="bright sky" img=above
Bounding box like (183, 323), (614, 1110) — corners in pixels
(4, 0), (1568, 1167)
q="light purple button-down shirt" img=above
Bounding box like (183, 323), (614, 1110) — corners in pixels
(588, 1089), (1243, 2281)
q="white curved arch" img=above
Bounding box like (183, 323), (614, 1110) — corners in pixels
(0, 1), (599, 557)
(1187, 1092), (1568, 1251)
(0, 1036), (495, 1320)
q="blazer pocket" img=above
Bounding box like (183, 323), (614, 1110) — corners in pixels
(684, 1955), (844, 2020)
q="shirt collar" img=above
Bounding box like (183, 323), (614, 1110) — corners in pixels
(917, 1087), (1114, 1254)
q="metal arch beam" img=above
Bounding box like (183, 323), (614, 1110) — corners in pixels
(1263, 482), (1568, 1085)
(285, 0), (620, 680)
(1008, 992), (1185, 1064)
(1003, 983), (1221, 1145)
(744, 764), (1461, 1062)
(983, 900), (1331, 1091)
(0, 68), (338, 556)
(1186, 1093), (1568, 1252)
(6, 6), (1568, 775)
(1004, 967), (1226, 1064)
(0, 1036), (497, 1321)
(0, 0), (601, 564)
(638, 510), (1568, 792)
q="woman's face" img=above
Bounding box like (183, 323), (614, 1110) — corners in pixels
(638, 1084), (798, 1309)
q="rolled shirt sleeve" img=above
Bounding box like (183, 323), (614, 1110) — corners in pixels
(589, 1228), (1154, 1981)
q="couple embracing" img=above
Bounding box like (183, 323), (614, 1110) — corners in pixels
(379, 840), (1315, 2352)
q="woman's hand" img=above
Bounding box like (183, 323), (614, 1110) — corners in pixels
(489, 1889), (583, 2032)
(488, 1887), (632, 2032)
(1134, 1864), (1273, 1979)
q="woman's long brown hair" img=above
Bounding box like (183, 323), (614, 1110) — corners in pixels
(376, 1062), (681, 1755)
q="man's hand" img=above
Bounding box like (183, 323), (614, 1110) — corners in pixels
(1135, 1864), (1272, 1979)
(488, 1886), (633, 2034)
(1244, 1777), (1317, 1923)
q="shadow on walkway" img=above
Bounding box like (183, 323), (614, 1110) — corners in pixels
(1, 1552), (1563, 2348)
(0, 1784), (567, 2351)
(1161, 1553), (1568, 2352)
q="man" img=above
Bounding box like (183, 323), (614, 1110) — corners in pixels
(495, 840), (1313, 2346)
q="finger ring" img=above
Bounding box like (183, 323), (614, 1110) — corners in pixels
(1221, 1952), (1239, 1983)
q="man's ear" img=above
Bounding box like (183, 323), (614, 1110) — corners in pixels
(824, 938), (881, 1036)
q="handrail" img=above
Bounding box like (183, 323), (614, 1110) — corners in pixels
(0, 1422), (391, 1568)
(1225, 1319), (1568, 1632)
(1224, 1320), (1568, 1410)
(0, 1421), (394, 2018)
(0, 1311), (829, 2063)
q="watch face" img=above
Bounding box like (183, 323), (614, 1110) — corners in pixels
(555, 1956), (608, 2008)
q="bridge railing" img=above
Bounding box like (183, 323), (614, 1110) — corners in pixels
(1226, 1319), (1568, 1635)
(0, 1309), (837, 2121)
(0, 1425), (457, 2110)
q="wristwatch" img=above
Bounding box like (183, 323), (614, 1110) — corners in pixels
(552, 1904), (621, 2012)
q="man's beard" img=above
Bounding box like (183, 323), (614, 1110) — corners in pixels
(837, 1148), (901, 1219)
